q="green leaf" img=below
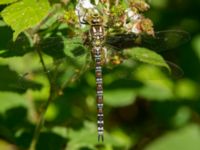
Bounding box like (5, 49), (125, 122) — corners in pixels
(36, 132), (66, 150)
(39, 35), (87, 61)
(0, 0), (17, 5)
(192, 34), (200, 60)
(66, 121), (119, 150)
(45, 104), (59, 121)
(1, 0), (51, 40)
(145, 124), (200, 150)
(104, 89), (136, 107)
(0, 140), (16, 150)
(172, 107), (191, 127)
(133, 65), (174, 100)
(0, 92), (28, 114)
(39, 36), (67, 60)
(0, 65), (42, 93)
(67, 122), (100, 150)
(0, 22), (13, 52)
(63, 37), (87, 58)
(134, 64), (169, 81)
(175, 79), (199, 100)
(0, 32), (33, 58)
(125, 47), (170, 71)
(138, 84), (174, 101)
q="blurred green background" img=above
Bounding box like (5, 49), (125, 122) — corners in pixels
(0, 0), (200, 150)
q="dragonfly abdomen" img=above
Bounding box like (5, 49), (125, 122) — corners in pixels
(92, 46), (104, 142)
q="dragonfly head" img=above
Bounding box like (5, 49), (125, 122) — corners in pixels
(90, 12), (103, 25)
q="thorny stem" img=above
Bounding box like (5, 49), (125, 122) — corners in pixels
(27, 5), (63, 149)
(29, 36), (55, 150)
(28, 3), (92, 148)
(29, 39), (90, 150)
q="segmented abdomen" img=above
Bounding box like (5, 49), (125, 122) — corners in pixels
(92, 46), (104, 142)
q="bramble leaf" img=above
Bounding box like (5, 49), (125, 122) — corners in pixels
(0, 0), (17, 5)
(104, 89), (136, 107)
(1, 0), (51, 40)
(0, 65), (42, 93)
(125, 47), (170, 71)
(146, 124), (200, 150)
(0, 92), (28, 114)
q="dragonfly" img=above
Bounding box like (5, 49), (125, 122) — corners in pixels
(4, 6), (190, 143)
(70, 7), (190, 141)
(54, 11), (189, 142)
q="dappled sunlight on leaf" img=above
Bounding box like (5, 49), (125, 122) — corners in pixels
(0, 140), (16, 150)
(133, 64), (175, 100)
(36, 132), (66, 150)
(192, 34), (200, 60)
(110, 129), (132, 147)
(172, 106), (191, 127)
(174, 79), (199, 100)
(0, 0), (17, 5)
(125, 47), (170, 71)
(1, 0), (51, 40)
(44, 103), (59, 121)
(138, 84), (174, 100)
(133, 64), (171, 81)
(67, 121), (121, 150)
(104, 89), (136, 107)
(0, 92), (29, 114)
(0, 65), (42, 93)
(145, 124), (200, 150)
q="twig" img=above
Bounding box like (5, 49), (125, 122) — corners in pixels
(29, 35), (55, 150)
(28, 4), (63, 150)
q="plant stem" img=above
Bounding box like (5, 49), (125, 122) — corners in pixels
(29, 35), (55, 150)
(29, 86), (54, 150)
(28, 4), (62, 150)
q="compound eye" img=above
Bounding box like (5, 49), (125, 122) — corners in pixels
(92, 19), (96, 24)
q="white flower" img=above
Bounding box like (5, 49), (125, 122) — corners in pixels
(125, 8), (133, 17)
(131, 23), (141, 34)
(75, 0), (96, 26)
(125, 8), (142, 21)
(94, 0), (99, 5)
(124, 22), (142, 34)
(79, 0), (95, 9)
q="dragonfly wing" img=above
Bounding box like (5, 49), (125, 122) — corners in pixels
(105, 30), (190, 52)
(141, 30), (190, 52)
(164, 60), (184, 78)
(105, 33), (138, 49)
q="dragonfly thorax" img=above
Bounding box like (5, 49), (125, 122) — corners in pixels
(90, 18), (105, 46)
(91, 26), (104, 46)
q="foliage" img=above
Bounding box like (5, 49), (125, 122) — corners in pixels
(0, 0), (200, 150)
(1, 0), (51, 40)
